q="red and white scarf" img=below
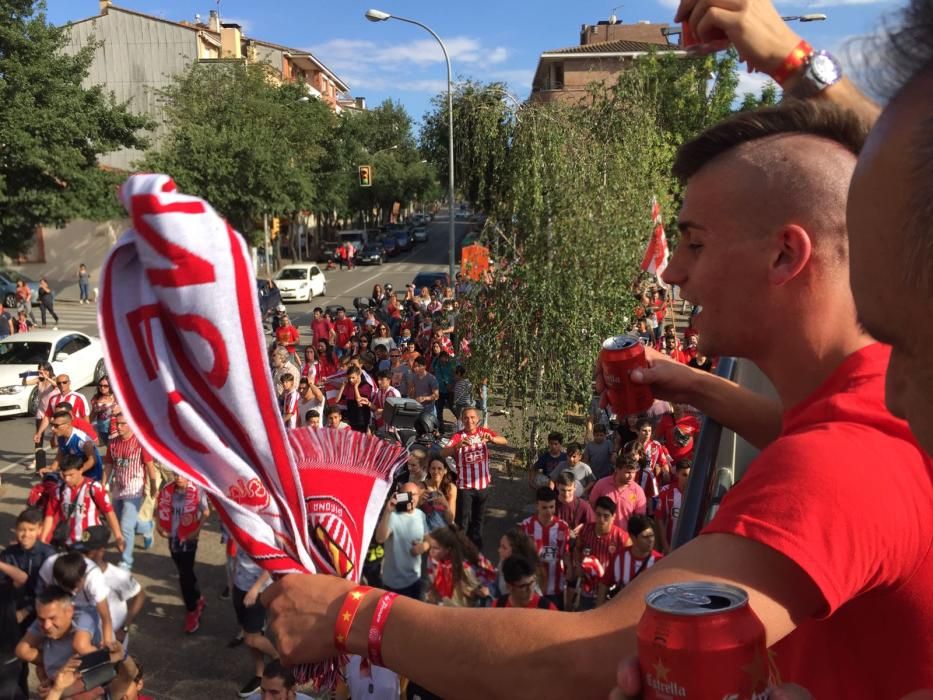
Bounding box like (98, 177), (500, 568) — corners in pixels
(157, 481), (201, 541)
(98, 175), (406, 685)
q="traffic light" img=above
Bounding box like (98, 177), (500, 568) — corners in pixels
(270, 217), (280, 240)
(358, 165), (372, 187)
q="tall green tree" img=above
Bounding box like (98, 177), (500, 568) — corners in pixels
(142, 61), (335, 242)
(0, 0), (150, 258)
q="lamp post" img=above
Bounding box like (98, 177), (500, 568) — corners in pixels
(661, 13), (827, 40)
(366, 8), (456, 283)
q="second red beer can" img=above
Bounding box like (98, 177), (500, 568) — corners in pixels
(637, 582), (771, 700)
(600, 335), (654, 416)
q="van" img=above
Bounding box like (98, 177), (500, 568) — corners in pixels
(339, 230), (368, 250)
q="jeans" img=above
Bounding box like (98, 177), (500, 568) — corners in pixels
(39, 297), (58, 325)
(114, 496), (153, 569)
(79, 280), (90, 302)
(386, 579), (422, 600)
(170, 546), (201, 611)
(455, 487), (490, 549)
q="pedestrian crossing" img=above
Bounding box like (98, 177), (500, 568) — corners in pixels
(51, 300), (102, 335)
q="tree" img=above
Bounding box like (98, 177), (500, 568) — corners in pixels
(0, 0), (151, 258)
(738, 80), (779, 112)
(434, 52), (748, 450)
(142, 61), (334, 243)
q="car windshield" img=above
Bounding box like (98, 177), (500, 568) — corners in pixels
(0, 341), (51, 365)
(0, 269), (35, 284)
(277, 269), (308, 281)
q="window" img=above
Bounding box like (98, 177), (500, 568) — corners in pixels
(550, 63), (564, 90)
(276, 268), (309, 281)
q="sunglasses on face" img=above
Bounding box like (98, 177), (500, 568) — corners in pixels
(56, 381), (70, 387)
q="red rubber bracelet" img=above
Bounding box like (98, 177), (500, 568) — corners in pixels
(367, 591), (399, 667)
(334, 585), (373, 654)
(771, 39), (813, 86)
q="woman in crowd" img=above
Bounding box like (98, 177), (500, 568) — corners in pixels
(317, 342), (340, 379)
(89, 376), (116, 448)
(371, 324), (397, 353)
(300, 346), (319, 383)
(420, 457), (457, 531)
(425, 527), (492, 607)
(76, 264), (91, 304)
(15, 280), (37, 325)
(23, 362), (57, 451)
(495, 528), (539, 598)
(36, 279), (58, 328)
(370, 284), (386, 309)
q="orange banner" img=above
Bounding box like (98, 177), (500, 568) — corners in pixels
(461, 243), (490, 281)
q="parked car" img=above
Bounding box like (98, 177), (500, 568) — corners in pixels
(256, 278), (282, 320)
(412, 225), (429, 243)
(0, 269), (40, 309)
(274, 264), (327, 303)
(393, 231), (414, 252)
(356, 243), (384, 266)
(411, 271), (450, 293)
(318, 240), (340, 264)
(382, 237), (399, 257)
(0, 330), (105, 416)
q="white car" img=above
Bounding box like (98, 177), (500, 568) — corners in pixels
(274, 264), (327, 303)
(0, 330), (106, 417)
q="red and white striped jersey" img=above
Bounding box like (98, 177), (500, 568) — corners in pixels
(521, 516), (571, 596)
(447, 427), (498, 490)
(105, 434), (152, 500)
(45, 478), (113, 545)
(603, 548), (663, 589)
(656, 483), (683, 543)
(373, 385), (401, 428)
(280, 388), (299, 428)
(575, 523), (628, 572)
(641, 439), (671, 472)
(45, 391), (90, 418)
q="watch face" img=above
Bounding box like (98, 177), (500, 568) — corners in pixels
(812, 54), (840, 84)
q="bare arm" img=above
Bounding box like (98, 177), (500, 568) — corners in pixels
(263, 532), (822, 700)
(123, 588), (146, 630)
(96, 598), (114, 645)
(0, 560), (28, 587)
(375, 498), (395, 544)
(15, 633), (42, 664)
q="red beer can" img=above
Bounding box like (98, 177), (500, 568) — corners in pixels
(600, 335), (653, 416)
(638, 582), (771, 700)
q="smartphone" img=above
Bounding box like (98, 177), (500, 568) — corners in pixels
(79, 649), (111, 673)
(395, 491), (413, 512)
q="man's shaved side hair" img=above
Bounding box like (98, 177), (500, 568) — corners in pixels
(673, 100), (872, 260)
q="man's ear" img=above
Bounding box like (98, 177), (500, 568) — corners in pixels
(768, 225), (812, 287)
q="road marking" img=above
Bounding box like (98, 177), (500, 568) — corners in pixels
(1, 454), (34, 473)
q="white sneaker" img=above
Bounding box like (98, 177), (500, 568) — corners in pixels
(52, 326), (58, 330)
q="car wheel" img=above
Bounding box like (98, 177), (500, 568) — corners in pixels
(27, 387), (39, 416)
(93, 359), (107, 383)
(320, 284), (327, 297)
(3, 293), (15, 308)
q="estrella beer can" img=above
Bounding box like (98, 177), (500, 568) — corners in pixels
(638, 582), (770, 700)
(600, 335), (653, 416)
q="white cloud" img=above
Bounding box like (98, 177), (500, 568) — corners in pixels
(781, 0), (893, 5)
(735, 71), (780, 97)
(655, 0), (680, 9)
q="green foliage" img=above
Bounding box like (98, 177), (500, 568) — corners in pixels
(0, 0), (151, 258)
(141, 61), (335, 242)
(423, 52), (749, 445)
(738, 80), (780, 112)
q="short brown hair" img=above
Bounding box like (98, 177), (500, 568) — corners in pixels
(673, 99), (871, 185)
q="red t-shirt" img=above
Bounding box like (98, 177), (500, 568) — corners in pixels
(310, 318), (334, 345)
(274, 324), (300, 354)
(702, 343), (933, 698)
(333, 318), (356, 348)
(656, 413), (700, 461)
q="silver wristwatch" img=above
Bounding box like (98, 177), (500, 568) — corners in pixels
(789, 50), (843, 98)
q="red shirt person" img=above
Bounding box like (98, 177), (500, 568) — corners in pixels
(655, 459), (691, 553)
(597, 515), (662, 606)
(40, 455), (123, 551)
(332, 309), (356, 355)
(520, 487), (572, 610)
(656, 404), (700, 461)
(574, 496), (629, 611)
(310, 307), (335, 346)
(439, 407), (508, 548)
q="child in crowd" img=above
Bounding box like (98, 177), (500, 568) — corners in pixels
(156, 473), (209, 635)
(584, 424), (615, 481)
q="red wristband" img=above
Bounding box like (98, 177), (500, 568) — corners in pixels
(770, 39), (813, 86)
(334, 585), (373, 654)
(367, 591), (399, 667)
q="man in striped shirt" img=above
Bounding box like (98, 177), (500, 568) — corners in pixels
(596, 515), (663, 606)
(104, 415), (159, 570)
(40, 456), (123, 553)
(656, 459), (692, 553)
(440, 407), (508, 549)
(32, 375), (90, 445)
(574, 496), (629, 611)
(520, 487), (572, 610)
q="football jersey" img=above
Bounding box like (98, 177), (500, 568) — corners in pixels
(46, 479), (113, 545)
(656, 483), (684, 543)
(520, 516), (570, 596)
(447, 428), (498, 490)
(603, 548), (663, 590)
(575, 524), (628, 594)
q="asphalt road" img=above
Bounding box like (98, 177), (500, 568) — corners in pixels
(0, 215), (474, 699)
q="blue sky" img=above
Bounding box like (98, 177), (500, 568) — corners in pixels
(47, 0), (898, 126)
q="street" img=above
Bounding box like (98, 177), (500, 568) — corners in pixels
(0, 215), (511, 699)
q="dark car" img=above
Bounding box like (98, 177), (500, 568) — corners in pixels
(0, 269), (40, 309)
(356, 243), (384, 266)
(256, 278), (282, 321)
(382, 237), (399, 257)
(318, 240), (340, 263)
(410, 272), (450, 293)
(412, 225), (428, 243)
(393, 231), (414, 251)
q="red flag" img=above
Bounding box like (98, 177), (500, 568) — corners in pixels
(640, 198), (669, 284)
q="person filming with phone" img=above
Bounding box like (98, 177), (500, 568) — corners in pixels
(374, 483), (429, 600)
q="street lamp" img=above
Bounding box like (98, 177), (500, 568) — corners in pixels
(366, 8), (456, 283)
(661, 13), (826, 39)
